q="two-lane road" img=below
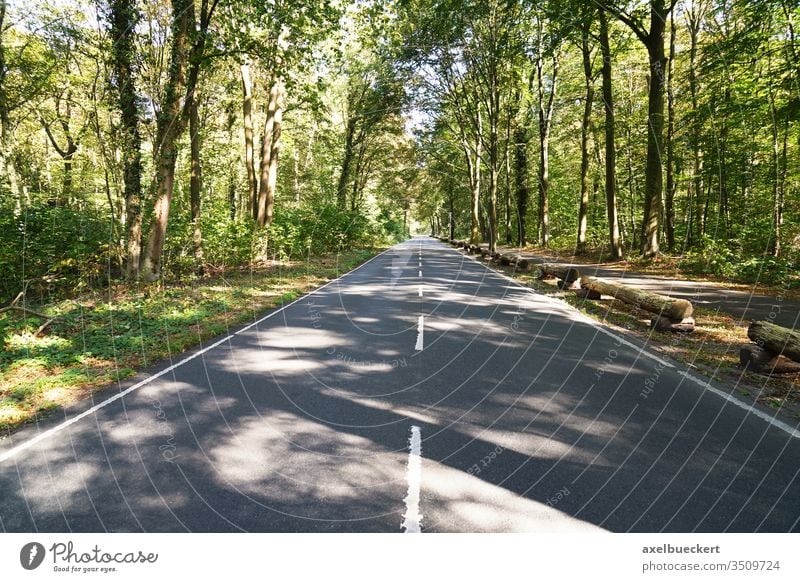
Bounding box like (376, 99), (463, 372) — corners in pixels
(1, 237), (798, 532)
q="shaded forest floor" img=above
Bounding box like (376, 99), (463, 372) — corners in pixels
(0, 249), (380, 435)
(482, 253), (800, 423)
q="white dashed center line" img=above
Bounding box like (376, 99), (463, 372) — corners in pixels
(415, 315), (424, 351)
(402, 425), (423, 533)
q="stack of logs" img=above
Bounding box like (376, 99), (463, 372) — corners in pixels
(536, 264), (695, 333)
(740, 321), (800, 374)
(448, 239), (531, 270)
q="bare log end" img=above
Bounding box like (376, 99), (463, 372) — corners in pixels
(740, 344), (800, 375)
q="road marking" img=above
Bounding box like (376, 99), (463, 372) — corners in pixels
(419, 260), (422, 267)
(443, 240), (800, 441)
(401, 425), (423, 533)
(0, 246), (398, 465)
(677, 371), (800, 439)
(418, 269), (422, 277)
(418, 285), (423, 297)
(415, 316), (424, 351)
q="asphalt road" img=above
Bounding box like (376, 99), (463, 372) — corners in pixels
(1, 237), (798, 532)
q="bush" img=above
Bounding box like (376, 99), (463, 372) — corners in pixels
(0, 204), (117, 303)
(678, 236), (796, 285)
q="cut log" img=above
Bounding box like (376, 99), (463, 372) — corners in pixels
(557, 278), (582, 290)
(580, 276), (693, 320)
(471, 244), (483, 255)
(651, 315), (695, 333)
(574, 288), (601, 299)
(740, 344), (800, 374)
(539, 263), (581, 283)
(499, 253), (513, 266)
(514, 256), (530, 270)
(747, 320), (800, 363)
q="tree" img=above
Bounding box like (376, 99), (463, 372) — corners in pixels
(139, 0), (217, 281)
(600, 0), (678, 257)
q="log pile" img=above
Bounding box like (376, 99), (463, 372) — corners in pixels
(495, 252), (530, 271)
(537, 263), (582, 290)
(579, 276), (695, 332)
(740, 320), (800, 374)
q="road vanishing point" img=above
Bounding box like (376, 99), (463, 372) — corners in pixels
(1, 237), (798, 533)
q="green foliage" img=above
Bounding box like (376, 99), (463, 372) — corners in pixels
(0, 203), (117, 304)
(678, 237), (797, 285)
(268, 203), (394, 260)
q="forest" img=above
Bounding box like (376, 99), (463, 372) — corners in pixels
(0, 0), (797, 301)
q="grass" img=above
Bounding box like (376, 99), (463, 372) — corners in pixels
(0, 249), (379, 434)
(487, 258), (800, 421)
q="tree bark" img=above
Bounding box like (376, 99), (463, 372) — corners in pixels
(664, 14), (676, 250)
(748, 321), (800, 363)
(599, 10), (623, 260)
(256, 79), (279, 227)
(110, 0), (143, 279)
(581, 275), (693, 319)
(263, 81), (284, 228)
(685, 2), (705, 247)
(337, 116), (356, 210)
(240, 62), (257, 220)
(536, 48), (557, 248)
(0, 26), (22, 216)
(140, 0), (195, 281)
(640, 5), (668, 257)
(189, 92), (203, 273)
(577, 24), (594, 255)
(514, 121), (529, 247)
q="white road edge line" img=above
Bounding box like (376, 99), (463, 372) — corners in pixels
(415, 316), (424, 351)
(450, 242), (800, 441)
(401, 425), (423, 533)
(677, 371), (800, 439)
(0, 246), (397, 465)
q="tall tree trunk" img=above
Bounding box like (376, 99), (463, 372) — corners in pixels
(337, 117), (356, 210)
(605, 0), (671, 257)
(240, 62), (257, 220)
(641, 7), (668, 257)
(467, 111), (482, 245)
(504, 126), (512, 245)
(263, 81), (284, 228)
(110, 0), (143, 279)
(664, 14), (676, 250)
(536, 49), (558, 248)
(769, 91), (788, 258)
(577, 25), (594, 255)
(256, 79), (279, 227)
(686, 2), (705, 247)
(139, 0), (194, 281)
(486, 33), (500, 254)
(189, 93), (203, 273)
(599, 10), (623, 260)
(449, 195), (455, 240)
(0, 48), (23, 216)
(514, 123), (529, 247)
